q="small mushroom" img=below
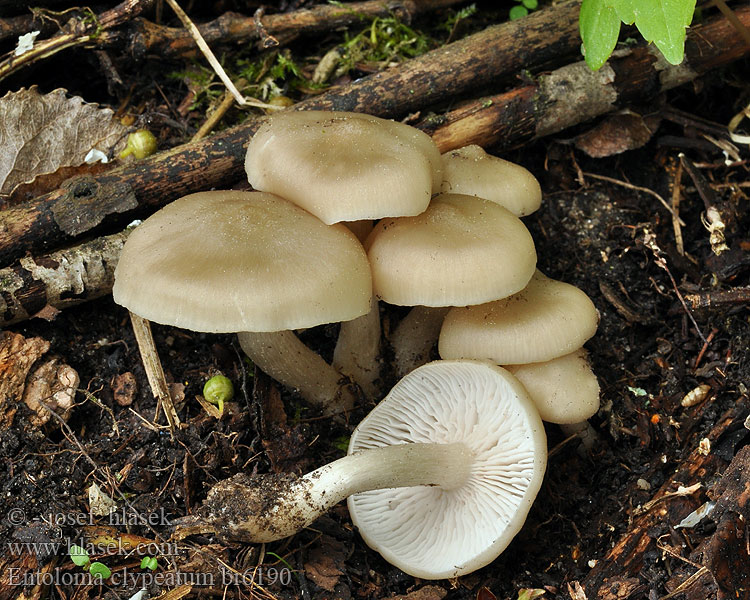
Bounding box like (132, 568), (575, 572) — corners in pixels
(505, 349), (600, 425)
(440, 145), (542, 217)
(439, 270), (599, 365)
(113, 190), (372, 414)
(245, 110), (442, 224)
(175, 360), (547, 579)
(365, 193), (537, 307)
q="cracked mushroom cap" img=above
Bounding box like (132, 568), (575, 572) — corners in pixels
(245, 110), (442, 224)
(506, 349), (600, 424)
(113, 190), (372, 333)
(347, 359), (547, 579)
(440, 145), (542, 217)
(439, 271), (599, 364)
(364, 193), (537, 307)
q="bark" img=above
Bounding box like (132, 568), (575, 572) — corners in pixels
(122, 0), (466, 59)
(579, 396), (750, 598)
(424, 4), (750, 151)
(0, 0), (583, 267)
(0, 229), (128, 327)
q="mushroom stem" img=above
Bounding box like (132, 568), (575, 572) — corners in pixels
(332, 298), (381, 400)
(238, 330), (357, 415)
(190, 442), (472, 543)
(390, 306), (450, 378)
(559, 421), (599, 452)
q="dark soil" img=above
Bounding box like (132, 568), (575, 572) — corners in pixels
(1, 2), (749, 600)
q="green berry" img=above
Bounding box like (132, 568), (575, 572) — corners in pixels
(203, 375), (233, 413)
(119, 129), (158, 160)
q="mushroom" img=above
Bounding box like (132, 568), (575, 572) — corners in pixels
(245, 110), (442, 225)
(440, 145), (543, 217)
(175, 359), (547, 579)
(365, 193), (537, 307)
(439, 270), (599, 365)
(505, 349), (600, 425)
(113, 190), (372, 414)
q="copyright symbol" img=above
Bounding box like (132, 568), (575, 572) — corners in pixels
(7, 507), (25, 525)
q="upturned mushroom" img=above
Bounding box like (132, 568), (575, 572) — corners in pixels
(175, 359), (547, 579)
(113, 190), (372, 414)
(440, 145), (542, 217)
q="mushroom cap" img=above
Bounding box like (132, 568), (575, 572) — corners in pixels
(245, 110), (442, 224)
(440, 145), (542, 217)
(347, 359), (547, 579)
(113, 190), (372, 333)
(506, 349), (600, 424)
(439, 271), (599, 364)
(364, 193), (537, 307)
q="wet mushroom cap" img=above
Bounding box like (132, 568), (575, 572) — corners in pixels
(439, 270), (599, 364)
(506, 349), (600, 424)
(245, 110), (442, 224)
(440, 145), (542, 217)
(113, 190), (372, 333)
(364, 193), (537, 307)
(348, 359), (547, 580)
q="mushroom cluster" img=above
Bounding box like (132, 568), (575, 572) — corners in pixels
(113, 109), (601, 578)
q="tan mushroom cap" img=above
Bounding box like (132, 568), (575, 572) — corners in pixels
(506, 349), (600, 424)
(439, 270), (599, 364)
(365, 193), (537, 307)
(113, 190), (372, 333)
(440, 145), (542, 217)
(245, 110), (442, 225)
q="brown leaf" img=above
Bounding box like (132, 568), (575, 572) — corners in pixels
(0, 87), (128, 196)
(389, 585), (448, 600)
(574, 111), (659, 158)
(0, 331), (50, 427)
(22, 357), (79, 427)
(112, 372), (138, 406)
(304, 537), (347, 592)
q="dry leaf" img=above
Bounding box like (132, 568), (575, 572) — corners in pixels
(0, 331), (50, 427)
(304, 537), (347, 592)
(389, 585), (448, 600)
(574, 111), (659, 158)
(0, 87), (128, 196)
(22, 357), (79, 427)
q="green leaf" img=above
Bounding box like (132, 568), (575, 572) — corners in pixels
(509, 5), (529, 20)
(89, 562), (112, 579)
(580, 0), (622, 70)
(522, 0), (538, 9)
(612, 0), (695, 64)
(69, 545), (90, 567)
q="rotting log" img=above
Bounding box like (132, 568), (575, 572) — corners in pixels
(0, 0), (583, 267)
(0, 5), (748, 271)
(579, 396), (750, 598)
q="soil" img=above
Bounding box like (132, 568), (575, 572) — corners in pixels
(1, 2), (749, 600)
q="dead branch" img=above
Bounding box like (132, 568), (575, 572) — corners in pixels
(0, 0), (146, 83)
(0, 229), (128, 326)
(121, 0), (466, 59)
(580, 396), (750, 597)
(422, 4), (750, 151)
(0, 0), (584, 267)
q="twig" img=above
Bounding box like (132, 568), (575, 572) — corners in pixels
(163, 0), (280, 111)
(582, 172), (686, 225)
(684, 286), (750, 310)
(671, 159), (685, 256)
(128, 311), (180, 438)
(191, 79), (248, 142)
